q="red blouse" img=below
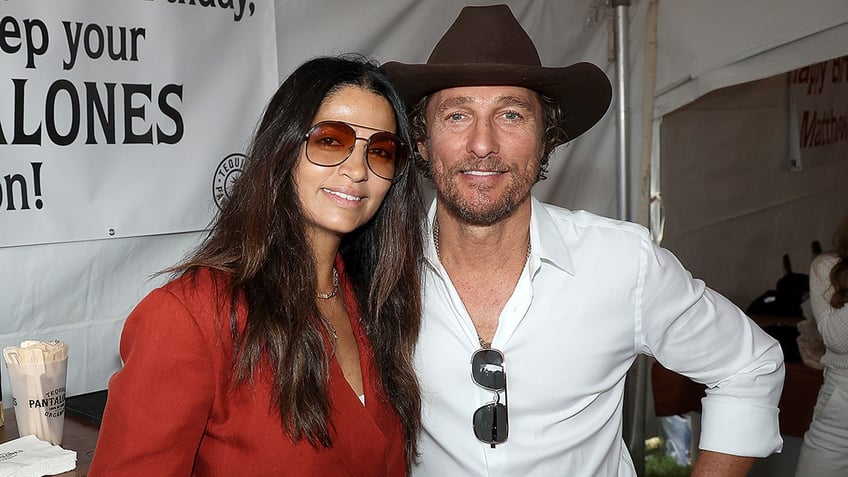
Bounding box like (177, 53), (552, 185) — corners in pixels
(90, 263), (406, 476)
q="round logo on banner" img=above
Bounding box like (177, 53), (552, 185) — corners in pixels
(213, 153), (246, 209)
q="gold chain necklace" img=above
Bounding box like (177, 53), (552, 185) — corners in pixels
(321, 317), (338, 342)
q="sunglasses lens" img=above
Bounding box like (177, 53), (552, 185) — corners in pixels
(306, 122), (404, 180)
(473, 403), (508, 444)
(366, 131), (403, 179)
(471, 349), (505, 391)
(306, 122), (356, 166)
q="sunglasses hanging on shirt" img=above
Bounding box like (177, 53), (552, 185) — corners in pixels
(470, 348), (508, 447)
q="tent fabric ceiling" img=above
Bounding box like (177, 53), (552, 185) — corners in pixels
(654, 0), (848, 117)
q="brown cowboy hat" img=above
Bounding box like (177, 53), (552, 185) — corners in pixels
(382, 4), (612, 143)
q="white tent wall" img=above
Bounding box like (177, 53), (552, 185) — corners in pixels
(0, 232), (202, 401)
(651, 0), (848, 313)
(1, 0), (280, 408)
(650, 3), (848, 472)
(660, 73), (848, 310)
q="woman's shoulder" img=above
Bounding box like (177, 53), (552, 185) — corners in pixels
(161, 267), (233, 296)
(141, 267), (237, 319)
(124, 267), (243, 348)
(812, 252), (841, 277)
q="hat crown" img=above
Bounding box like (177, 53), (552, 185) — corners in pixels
(427, 5), (542, 67)
(380, 4), (613, 144)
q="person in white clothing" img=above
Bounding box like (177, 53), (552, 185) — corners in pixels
(382, 4), (785, 476)
(795, 212), (848, 477)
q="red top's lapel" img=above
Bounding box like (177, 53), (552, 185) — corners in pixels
(326, 257), (407, 476)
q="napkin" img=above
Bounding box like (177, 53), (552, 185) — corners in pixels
(0, 435), (76, 477)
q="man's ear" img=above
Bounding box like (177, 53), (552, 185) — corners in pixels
(417, 141), (429, 162)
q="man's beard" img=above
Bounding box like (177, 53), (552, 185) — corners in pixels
(429, 155), (539, 226)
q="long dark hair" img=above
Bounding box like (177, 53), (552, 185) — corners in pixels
(829, 213), (848, 309)
(172, 55), (423, 467)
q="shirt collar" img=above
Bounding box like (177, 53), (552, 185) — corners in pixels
(529, 196), (574, 276)
(424, 196), (575, 276)
(424, 201), (439, 268)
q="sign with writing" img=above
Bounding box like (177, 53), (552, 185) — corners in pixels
(788, 56), (848, 170)
(0, 0), (278, 247)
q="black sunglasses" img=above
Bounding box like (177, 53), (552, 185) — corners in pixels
(303, 120), (408, 181)
(470, 348), (508, 447)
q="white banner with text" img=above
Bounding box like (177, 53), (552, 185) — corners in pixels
(788, 55), (848, 170)
(0, 0), (278, 247)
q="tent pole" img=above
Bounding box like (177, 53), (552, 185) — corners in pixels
(613, 1), (647, 476)
(613, 0), (632, 222)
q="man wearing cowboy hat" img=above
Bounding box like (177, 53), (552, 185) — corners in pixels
(383, 4), (784, 476)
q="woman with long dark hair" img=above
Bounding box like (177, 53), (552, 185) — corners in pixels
(90, 56), (424, 475)
(796, 212), (848, 476)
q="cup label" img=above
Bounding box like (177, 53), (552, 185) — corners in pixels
(26, 386), (66, 417)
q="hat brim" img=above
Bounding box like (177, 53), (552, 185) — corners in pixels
(381, 61), (612, 143)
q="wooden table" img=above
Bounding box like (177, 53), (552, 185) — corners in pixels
(0, 408), (99, 476)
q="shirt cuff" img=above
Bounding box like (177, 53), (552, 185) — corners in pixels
(698, 396), (784, 457)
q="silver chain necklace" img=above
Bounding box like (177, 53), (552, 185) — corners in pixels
(432, 216), (531, 350)
(432, 217), (531, 261)
(315, 267), (340, 300)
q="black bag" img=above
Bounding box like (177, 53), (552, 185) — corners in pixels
(746, 254), (809, 317)
(746, 252), (814, 363)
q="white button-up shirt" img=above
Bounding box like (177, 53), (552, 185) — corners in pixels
(413, 197), (784, 476)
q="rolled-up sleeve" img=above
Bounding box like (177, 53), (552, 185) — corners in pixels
(638, 238), (785, 457)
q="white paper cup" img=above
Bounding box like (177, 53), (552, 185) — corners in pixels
(5, 356), (68, 445)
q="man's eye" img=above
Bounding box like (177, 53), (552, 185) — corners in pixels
(503, 111), (520, 120)
(448, 112), (464, 121)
